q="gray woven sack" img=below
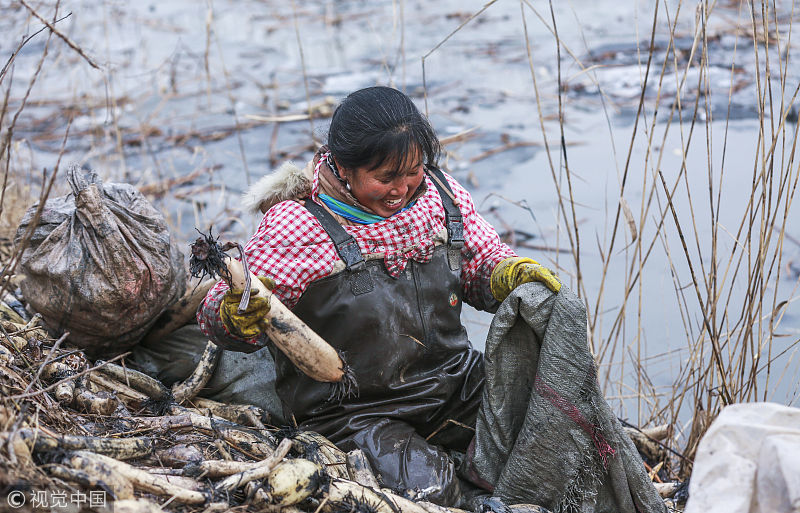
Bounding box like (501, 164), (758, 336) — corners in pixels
(470, 283), (665, 513)
(15, 165), (185, 357)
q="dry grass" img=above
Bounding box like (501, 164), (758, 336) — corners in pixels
(513, 0), (800, 477)
(421, 0), (800, 481)
(1, 0), (798, 497)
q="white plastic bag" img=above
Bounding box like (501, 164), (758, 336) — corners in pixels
(685, 402), (800, 513)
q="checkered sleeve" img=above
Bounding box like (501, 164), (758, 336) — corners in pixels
(445, 173), (517, 311)
(197, 200), (339, 348)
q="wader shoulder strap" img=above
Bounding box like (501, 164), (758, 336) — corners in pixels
(426, 166), (464, 271)
(304, 200), (374, 295)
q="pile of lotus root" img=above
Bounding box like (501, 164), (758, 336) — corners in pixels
(0, 295), (683, 513)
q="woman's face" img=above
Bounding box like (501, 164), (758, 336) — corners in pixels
(339, 149), (425, 218)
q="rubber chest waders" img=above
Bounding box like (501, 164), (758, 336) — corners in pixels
(266, 168), (485, 504)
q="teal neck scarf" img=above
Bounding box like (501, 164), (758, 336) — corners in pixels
(318, 194), (415, 225)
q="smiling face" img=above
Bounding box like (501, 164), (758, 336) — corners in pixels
(338, 147), (425, 218)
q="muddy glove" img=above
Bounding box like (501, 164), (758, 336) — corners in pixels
(490, 256), (561, 302)
(220, 276), (275, 340)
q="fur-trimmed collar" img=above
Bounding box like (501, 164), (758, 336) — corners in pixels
(241, 161), (312, 214)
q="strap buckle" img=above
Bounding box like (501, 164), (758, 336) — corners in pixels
(447, 215), (465, 250)
(337, 239), (365, 271)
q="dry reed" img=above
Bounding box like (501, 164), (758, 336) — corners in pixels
(1, 0), (798, 498)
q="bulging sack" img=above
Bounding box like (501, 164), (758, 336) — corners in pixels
(15, 165), (186, 357)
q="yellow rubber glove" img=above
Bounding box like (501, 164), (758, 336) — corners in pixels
(220, 276), (275, 339)
(490, 257), (561, 302)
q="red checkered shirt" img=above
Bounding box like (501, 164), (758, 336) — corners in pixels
(197, 167), (516, 345)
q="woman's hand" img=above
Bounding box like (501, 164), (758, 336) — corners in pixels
(490, 257), (561, 302)
(220, 276), (275, 339)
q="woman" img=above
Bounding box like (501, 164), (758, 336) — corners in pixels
(198, 86), (560, 506)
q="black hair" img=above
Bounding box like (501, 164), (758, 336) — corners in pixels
(327, 86), (441, 174)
